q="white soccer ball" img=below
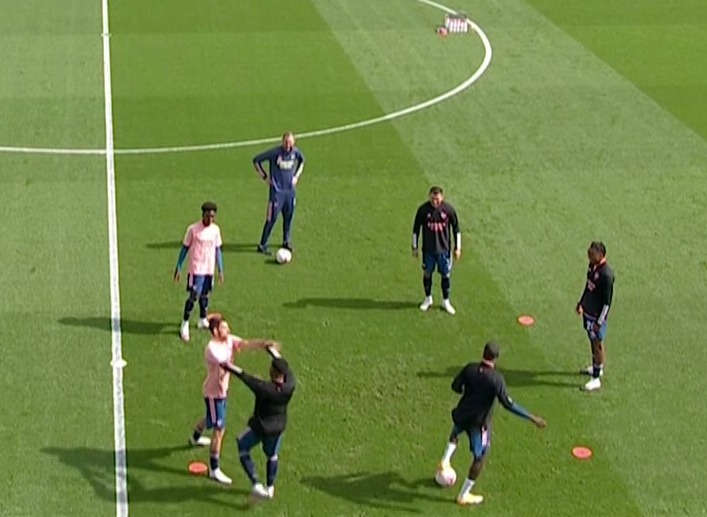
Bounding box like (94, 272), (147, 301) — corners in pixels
(435, 465), (457, 487)
(275, 248), (292, 264)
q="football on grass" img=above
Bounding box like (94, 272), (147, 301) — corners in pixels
(276, 248), (292, 264)
(435, 465), (457, 487)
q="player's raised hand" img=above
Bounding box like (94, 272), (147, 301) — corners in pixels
(220, 361), (243, 375)
(531, 415), (546, 429)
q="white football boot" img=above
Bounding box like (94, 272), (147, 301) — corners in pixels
(189, 435), (211, 447)
(180, 320), (190, 342)
(582, 377), (602, 392)
(442, 299), (456, 315)
(419, 296), (433, 311)
(209, 468), (232, 485)
(251, 482), (269, 499)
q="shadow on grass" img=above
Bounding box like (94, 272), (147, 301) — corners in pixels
(283, 298), (419, 310)
(41, 444), (250, 509)
(417, 366), (580, 388)
(58, 317), (176, 336)
(146, 241), (260, 254)
(301, 472), (450, 513)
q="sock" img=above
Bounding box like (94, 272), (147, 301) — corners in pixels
(592, 363), (603, 379)
(183, 298), (195, 321)
(423, 276), (432, 297)
(266, 456), (279, 487)
(239, 453), (259, 484)
(192, 429), (202, 442)
(458, 478), (475, 499)
(441, 442), (457, 465)
(441, 276), (451, 299)
(198, 296), (209, 319)
(209, 454), (219, 471)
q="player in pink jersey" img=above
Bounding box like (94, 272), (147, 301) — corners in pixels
(189, 314), (279, 485)
(174, 202), (224, 342)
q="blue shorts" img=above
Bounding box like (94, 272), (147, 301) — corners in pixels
(583, 315), (607, 341)
(204, 398), (226, 430)
(423, 251), (452, 276)
(237, 427), (284, 457)
(187, 274), (213, 296)
(452, 424), (491, 460)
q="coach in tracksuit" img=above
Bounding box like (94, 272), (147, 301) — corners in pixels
(253, 131), (305, 255)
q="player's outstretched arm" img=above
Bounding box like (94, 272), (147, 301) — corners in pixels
(497, 381), (546, 428)
(265, 343), (282, 359)
(238, 339), (279, 352)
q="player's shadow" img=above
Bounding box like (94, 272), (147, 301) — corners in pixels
(417, 366), (579, 388)
(283, 298), (419, 310)
(146, 241), (259, 254)
(301, 471), (448, 513)
(58, 316), (175, 336)
(41, 444), (249, 509)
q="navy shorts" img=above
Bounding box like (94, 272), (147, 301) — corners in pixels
(267, 191), (296, 219)
(237, 427), (284, 457)
(186, 274), (213, 296)
(204, 398), (226, 430)
(423, 251), (452, 276)
(583, 315), (607, 341)
(451, 424), (491, 460)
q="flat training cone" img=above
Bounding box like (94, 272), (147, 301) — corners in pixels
(517, 315), (535, 327)
(572, 446), (592, 460)
(188, 461), (208, 476)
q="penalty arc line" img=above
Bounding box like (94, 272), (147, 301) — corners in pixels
(101, 0), (128, 515)
(0, 0), (493, 157)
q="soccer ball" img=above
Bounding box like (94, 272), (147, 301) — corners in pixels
(434, 465), (457, 487)
(275, 248), (292, 264)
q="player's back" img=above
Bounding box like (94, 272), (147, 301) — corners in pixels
(451, 362), (504, 428)
(250, 368), (296, 436)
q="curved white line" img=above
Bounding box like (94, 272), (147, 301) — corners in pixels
(0, 0), (492, 156)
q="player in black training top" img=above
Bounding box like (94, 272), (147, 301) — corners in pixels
(437, 342), (546, 506)
(576, 241), (615, 392)
(412, 186), (461, 315)
(221, 345), (295, 501)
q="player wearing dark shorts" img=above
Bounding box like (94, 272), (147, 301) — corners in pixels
(253, 132), (305, 255)
(222, 345), (296, 501)
(437, 342), (546, 506)
(174, 202), (224, 342)
(412, 186), (461, 315)
(577, 241), (615, 392)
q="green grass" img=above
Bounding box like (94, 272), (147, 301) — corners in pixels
(1, 0), (707, 516)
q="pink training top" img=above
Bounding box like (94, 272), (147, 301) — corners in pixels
(202, 335), (243, 399)
(183, 221), (223, 276)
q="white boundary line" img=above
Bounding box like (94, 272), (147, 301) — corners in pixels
(102, 0), (128, 514)
(0, 0), (492, 157)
